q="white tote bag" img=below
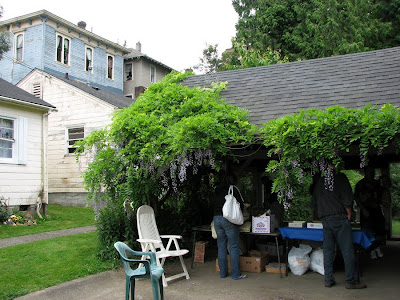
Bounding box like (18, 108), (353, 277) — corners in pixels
(222, 185), (244, 225)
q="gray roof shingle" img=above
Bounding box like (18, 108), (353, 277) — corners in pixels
(48, 72), (134, 109)
(0, 78), (55, 109)
(183, 47), (400, 126)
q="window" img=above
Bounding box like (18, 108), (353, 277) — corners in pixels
(66, 127), (84, 154)
(15, 33), (24, 62)
(150, 65), (156, 83)
(125, 63), (133, 81)
(0, 116), (27, 164)
(56, 34), (70, 65)
(85, 46), (93, 72)
(107, 55), (114, 79)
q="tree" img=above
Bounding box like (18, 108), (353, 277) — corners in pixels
(193, 43), (223, 74)
(0, 6), (11, 60)
(194, 40), (289, 73)
(233, 0), (398, 61)
(219, 40), (289, 71)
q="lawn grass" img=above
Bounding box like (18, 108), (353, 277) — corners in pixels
(0, 205), (95, 239)
(392, 220), (400, 236)
(0, 231), (114, 300)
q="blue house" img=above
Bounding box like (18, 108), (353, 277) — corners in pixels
(0, 10), (130, 95)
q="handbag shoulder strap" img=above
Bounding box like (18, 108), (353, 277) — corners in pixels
(232, 185), (244, 202)
(228, 185), (234, 195)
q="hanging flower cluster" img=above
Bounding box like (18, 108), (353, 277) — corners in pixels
(263, 104), (400, 204)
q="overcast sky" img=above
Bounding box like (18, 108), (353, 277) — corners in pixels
(1, 0), (238, 72)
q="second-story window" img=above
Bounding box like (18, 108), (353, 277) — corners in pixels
(107, 55), (114, 80)
(56, 34), (70, 65)
(125, 63), (132, 81)
(15, 33), (24, 62)
(150, 65), (156, 83)
(85, 46), (93, 72)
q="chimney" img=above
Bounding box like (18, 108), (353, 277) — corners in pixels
(77, 21), (87, 30)
(136, 41), (141, 52)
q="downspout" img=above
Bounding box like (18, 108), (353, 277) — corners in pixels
(40, 111), (50, 216)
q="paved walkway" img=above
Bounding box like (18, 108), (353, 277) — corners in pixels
(2, 227), (399, 299)
(0, 225), (96, 248)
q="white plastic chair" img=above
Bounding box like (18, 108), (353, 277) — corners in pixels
(136, 205), (190, 287)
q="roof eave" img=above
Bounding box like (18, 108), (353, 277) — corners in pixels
(0, 9), (130, 55)
(0, 95), (57, 111)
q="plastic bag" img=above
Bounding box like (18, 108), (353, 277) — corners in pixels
(222, 185), (244, 225)
(288, 244), (312, 275)
(310, 248), (324, 275)
(211, 220), (217, 239)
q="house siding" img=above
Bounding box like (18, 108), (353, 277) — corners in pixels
(0, 102), (45, 206)
(0, 15), (125, 95)
(18, 71), (116, 205)
(123, 57), (171, 98)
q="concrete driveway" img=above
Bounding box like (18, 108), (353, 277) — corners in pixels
(15, 240), (400, 300)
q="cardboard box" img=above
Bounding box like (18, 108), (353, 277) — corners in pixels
(248, 250), (269, 258)
(288, 221), (306, 228)
(307, 222), (323, 229)
(265, 262), (287, 274)
(216, 253), (269, 273)
(194, 241), (208, 263)
(252, 215), (276, 233)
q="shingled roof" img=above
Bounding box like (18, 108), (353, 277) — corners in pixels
(0, 77), (55, 109)
(43, 71), (134, 109)
(183, 47), (400, 127)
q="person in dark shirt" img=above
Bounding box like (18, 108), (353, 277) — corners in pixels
(354, 166), (386, 259)
(312, 170), (366, 289)
(213, 172), (247, 280)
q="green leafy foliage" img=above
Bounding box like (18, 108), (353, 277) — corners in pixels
(193, 40), (289, 74)
(77, 70), (400, 255)
(219, 40), (289, 71)
(76, 71), (257, 257)
(0, 6), (11, 60)
(262, 104), (400, 203)
(389, 163), (400, 217)
(233, 0), (399, 61)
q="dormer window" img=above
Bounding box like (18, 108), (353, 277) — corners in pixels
(56, 34), (70, 65)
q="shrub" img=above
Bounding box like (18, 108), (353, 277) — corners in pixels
(0, 198), (9, 222)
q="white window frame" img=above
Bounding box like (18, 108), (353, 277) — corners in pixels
(14, 32), (24, 62)
(85, 46), (94, 73)
(55, 33), (71, 65)
(0, 115), (27, 165)
(107, 54), (114, 80)
(65, 126), (85, 155)
(150, 65), (156, 83)
(125, 63), (133, 81)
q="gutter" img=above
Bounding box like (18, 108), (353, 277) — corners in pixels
(0, 95), (57, 111)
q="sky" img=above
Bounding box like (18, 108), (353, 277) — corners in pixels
(1, 0), (239, 72)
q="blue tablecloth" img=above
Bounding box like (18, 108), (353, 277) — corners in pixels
(278, 227), (374, 249)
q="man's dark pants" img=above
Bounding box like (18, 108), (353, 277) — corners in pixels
(322, 215), (357, 286)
